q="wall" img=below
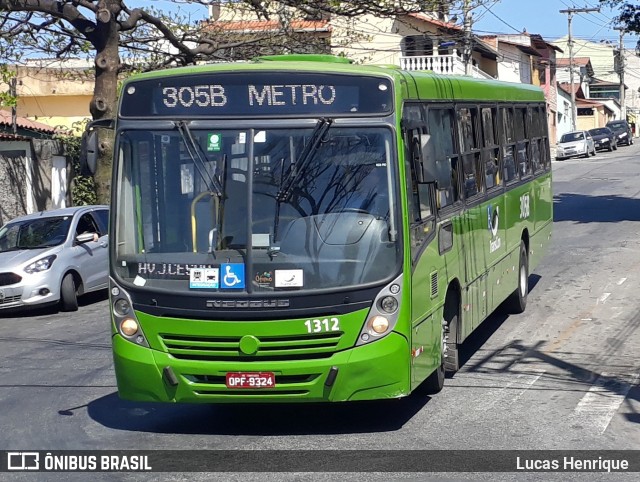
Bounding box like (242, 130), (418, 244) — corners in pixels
(19, 95), (91, 130)
(556, 89), (573, 142)
(0, 138), (66, 225)
(496, 43), (531, 84)
(0, 141), (32, 225)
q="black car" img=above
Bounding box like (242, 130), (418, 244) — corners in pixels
(588, 127), (617, 152)
(605, 120), (633, 146)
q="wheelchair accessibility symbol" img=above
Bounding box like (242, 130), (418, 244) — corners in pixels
(221, 263), (245, 289)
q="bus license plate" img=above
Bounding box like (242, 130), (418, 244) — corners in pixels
(225, 372), (275, 389)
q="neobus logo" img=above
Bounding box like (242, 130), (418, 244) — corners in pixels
(206, 299), (290, 309)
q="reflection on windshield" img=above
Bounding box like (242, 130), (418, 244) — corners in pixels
(114, 126), (400, 293)
(0, 217), (71, 252)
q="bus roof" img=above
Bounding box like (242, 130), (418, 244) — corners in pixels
(123, 55), (545, 105)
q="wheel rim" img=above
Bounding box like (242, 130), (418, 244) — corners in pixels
(519, 263), (527, 297)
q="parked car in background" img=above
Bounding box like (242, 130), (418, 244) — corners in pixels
(588, 127), (617, 152)
(0, 205), (109, 312)
(556, 130), (596, 160)
(606, 120), (633, 146)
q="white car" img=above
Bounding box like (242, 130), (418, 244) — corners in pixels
(556, 130), (596, 160)
(0, 205), (109, 312)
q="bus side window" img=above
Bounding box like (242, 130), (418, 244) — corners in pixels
(515, 107), (530, 178)
(457, 107), (483, 198)
(425, 107), (459, 208)
(481, 107), (501, 189)
(499, 107), (517, 183)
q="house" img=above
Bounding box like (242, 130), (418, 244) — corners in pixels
(0, 60), (93, 131)
(555, 81), (616, 140)
(0, 110), (69, 225)
(481, 33), (562, 144)
(556, 83), (574, 141)
(203, 2), (500, 79)
(552, 36), (640, 127)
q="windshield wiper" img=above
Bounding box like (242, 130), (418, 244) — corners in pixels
(175, 121), (224, 197)
(273, 118), (333, 241)
(275, 118), (332, 202)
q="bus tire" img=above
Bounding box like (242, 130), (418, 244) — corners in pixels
(506, 241), (528, 314)
(60, 273), (79, 312)
(443, 293), (460, 374)
(422, 322), (446, 394)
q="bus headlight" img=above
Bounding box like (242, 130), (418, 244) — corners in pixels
(370, 315), (389, 334)
(357, 274), (403, 346)
(114, 298), (131, 316)
(379, 296), (398, 313)
(110, 278), (149, 347)
(120, 318), (138, 336)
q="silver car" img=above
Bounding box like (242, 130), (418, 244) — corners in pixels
(556, 130), (596, 160)
(0, 205), (109, 312)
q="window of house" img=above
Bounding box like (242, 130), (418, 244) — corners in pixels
(402, 35), (434, 56)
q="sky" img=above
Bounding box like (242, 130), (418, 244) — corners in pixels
(472, 0), (638, 50)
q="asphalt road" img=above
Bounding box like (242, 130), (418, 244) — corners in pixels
(1, 143), (640, 481)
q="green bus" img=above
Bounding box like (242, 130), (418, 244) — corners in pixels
(87, 54), (552, 403)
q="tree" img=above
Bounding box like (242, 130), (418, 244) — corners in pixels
(601, 1), (640, 33)
(0, 0), (458, 202)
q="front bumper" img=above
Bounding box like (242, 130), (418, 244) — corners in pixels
(113, 330), (411, 403)
(0, 274), (60, 310)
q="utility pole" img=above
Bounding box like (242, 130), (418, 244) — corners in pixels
(10, 76), (17, 135)
(463, 0), (472, 76)
(614, 27), (626, 121)
(560, 7), (599, 131)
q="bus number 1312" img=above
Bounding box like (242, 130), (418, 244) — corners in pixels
(305, 318), (340, 333)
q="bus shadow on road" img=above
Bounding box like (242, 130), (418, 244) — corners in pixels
(554, 193), (640, 223)
(450, 274), (542, 375)
(86, 390), (431, 435)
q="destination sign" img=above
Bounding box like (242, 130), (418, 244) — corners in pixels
(120, 72), (393, 117)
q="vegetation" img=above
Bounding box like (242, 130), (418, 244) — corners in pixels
(601, 1), (640, 33)
(53, 122), (97, 206)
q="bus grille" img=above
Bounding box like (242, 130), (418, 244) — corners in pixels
(159, 332), (343, 361)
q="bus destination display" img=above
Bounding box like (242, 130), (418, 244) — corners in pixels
(120, 72), (393, 117)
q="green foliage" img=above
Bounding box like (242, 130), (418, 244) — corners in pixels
(53, 120), (98, 206)
(0, 64), (17, 108)
(601, 1), (640, 33)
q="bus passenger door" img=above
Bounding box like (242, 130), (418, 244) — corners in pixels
(457, 107), (488, 335)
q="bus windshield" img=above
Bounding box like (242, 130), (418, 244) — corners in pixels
(113, 125), (400, 293)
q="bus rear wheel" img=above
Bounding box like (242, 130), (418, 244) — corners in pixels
(505, 241), (528, 314)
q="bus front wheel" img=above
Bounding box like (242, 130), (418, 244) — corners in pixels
(422, 322), (446, 394)
(506, 241), (528, 314)
(443, 292), (460, 375)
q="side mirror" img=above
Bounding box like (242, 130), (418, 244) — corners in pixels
(80, 119), (114, 176)
(76, 232), (96, 244)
